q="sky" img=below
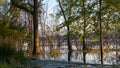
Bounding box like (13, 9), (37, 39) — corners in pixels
(43, 0), (58, 14)
(42, 0), (58, 25)
(48, 0), (57, 12)
(38, 0), (58, 34)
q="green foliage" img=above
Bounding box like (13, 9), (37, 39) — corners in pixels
(0, 18), (28, 49)
(14, 50), (26, 63)
(50, 49), (61, 58)
(0, 63), (11, 68)
(0, 43), (16, 63)
(105, 0), (120, 9)
(56, 0), (120, 38)
(0, 42), (26, 64)
(56, 15), (81, 31)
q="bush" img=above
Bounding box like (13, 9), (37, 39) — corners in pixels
(0, 43), (26, 64)
(14, 50), (26, 63)
(0, 63), (11, 68)
(0, 43), (16, 63)
(49, 49), (61, 58)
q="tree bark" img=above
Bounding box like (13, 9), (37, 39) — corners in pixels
(11, 0), (34, 15)
(32, 0), (40, 55)
(99, 0), (104, 64)
(82, 1), (87, 64)
(68, 51), (72, 61)
(82, 0), (86, 51)
(58, 0), (72, 51)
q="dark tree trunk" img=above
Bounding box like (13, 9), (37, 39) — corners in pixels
(83, 52), (87, 68)
(99, 0), (104, 64)
(32, 0), (40, 55)
(82, 1), (87, 65)
(68, 51), (72, 61)
(58, 0), (72, 51)
(82, 1), (86, 51)
(83, 51), (87, 64)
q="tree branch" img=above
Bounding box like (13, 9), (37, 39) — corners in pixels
(11, 0), (34, 15)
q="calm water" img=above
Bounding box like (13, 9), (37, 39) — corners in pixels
(39, 49), (120, 65)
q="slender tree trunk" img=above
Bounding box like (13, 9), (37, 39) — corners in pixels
(68, 51), (72, 61)
(99, 0), (104, 64)
(58, 0), (72, 51)
(82, 1), (86, 51)
(82, 1), (87, 64)
(83, 52), (86, 64)
(32, 0), (40, 55)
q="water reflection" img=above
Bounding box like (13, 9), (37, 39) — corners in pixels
(83, 51), (87, 64)
(68, 51), (72, 61)
(39, 49), (120, 65)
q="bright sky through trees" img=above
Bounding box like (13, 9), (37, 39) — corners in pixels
(46, 0), (57, 13)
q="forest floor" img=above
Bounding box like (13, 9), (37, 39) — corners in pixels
(23, 59), (120, 68)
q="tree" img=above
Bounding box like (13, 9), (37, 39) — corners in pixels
(0, 0), (28, 50)
(82, 0), (87, 64)
(56, 0), (95, 51)
(0, 19), (27, 50)
(11, 0), (41, 55)
(82, 0), (87, 51)
(32, 0), (40, 55)
(57, 0), (72, 51)
(99, 0), (104, 64)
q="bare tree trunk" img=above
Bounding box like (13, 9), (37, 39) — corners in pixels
(58, 0), (72, 51)
(32, 0), (40, 55)
(82, 1), (87, 64)
(82, 0), (86, 51)
(99, 0), (104, 64)
(68, 51), (72, 61)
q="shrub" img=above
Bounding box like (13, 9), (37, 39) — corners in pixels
(0, 43), (16, 63)
(0, 43), (26, 64)
(0, 63), (11, 68)
(50, 49), (61, 58)
(14, 50), (26, 63)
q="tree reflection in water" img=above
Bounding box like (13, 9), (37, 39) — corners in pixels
(39, 49), (120, 65)
(68, 51), (72, 61)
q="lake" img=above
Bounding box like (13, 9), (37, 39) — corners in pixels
(39, 49), (120, 65)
